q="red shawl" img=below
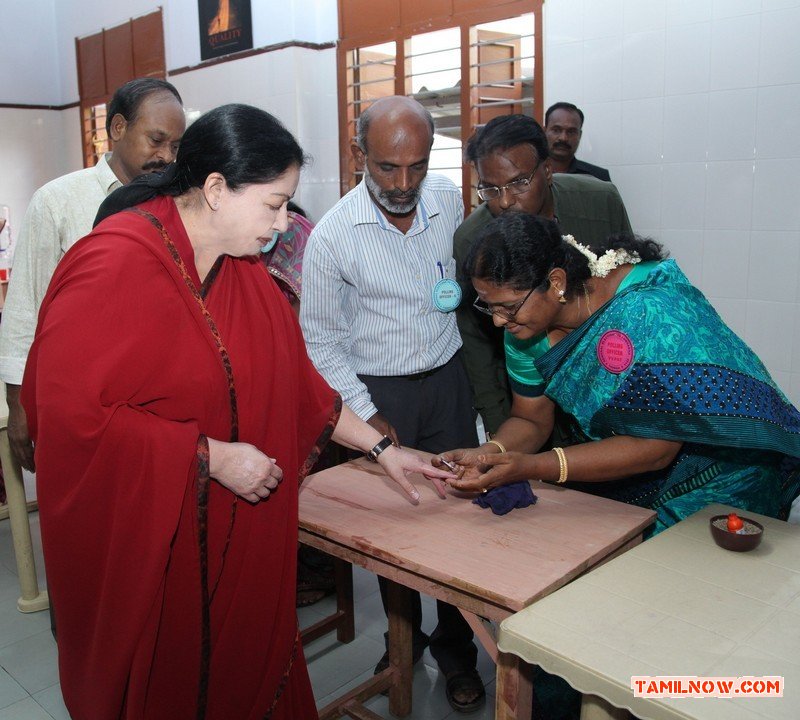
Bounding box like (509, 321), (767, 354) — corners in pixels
(23, 196), (338, 719)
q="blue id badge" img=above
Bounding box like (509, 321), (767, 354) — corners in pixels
(432, 262), (461, 312)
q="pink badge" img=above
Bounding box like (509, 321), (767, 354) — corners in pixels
(597, 330), (634, 374)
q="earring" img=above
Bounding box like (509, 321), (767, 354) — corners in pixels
(558, 289), (567, 304)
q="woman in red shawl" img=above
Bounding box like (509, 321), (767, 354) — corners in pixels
(22, 104), (451, 720)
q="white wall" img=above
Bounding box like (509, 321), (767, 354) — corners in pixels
(0, 0), (60, 105)
(545, 0), (800, 405)
(0, 107), (78, 245)
(167, 0), (337, 80)
(48, 0), (337, 105)
(171, 45), (340, 221)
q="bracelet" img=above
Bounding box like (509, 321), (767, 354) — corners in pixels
(552, 447), (568, 484)
(485, 439), (506, 454)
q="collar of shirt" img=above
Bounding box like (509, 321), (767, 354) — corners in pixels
(96, 152), (124, 196)
(350, 176), (442, 236)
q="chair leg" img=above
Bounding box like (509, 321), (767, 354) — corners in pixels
(0, 425), (49, 613)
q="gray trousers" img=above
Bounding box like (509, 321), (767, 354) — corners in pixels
(359, 351), (479, 675)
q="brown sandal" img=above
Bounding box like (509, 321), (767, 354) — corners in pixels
(295, 560), (335, 607)
(444, 669), (485, 713)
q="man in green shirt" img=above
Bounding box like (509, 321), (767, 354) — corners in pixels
(454, 114), (632, 434)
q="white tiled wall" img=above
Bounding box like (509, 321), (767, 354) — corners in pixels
(0, 108), (79, 247)
(164, 46), (342, 224)
(545, 0), (800, 406)
(292, 47), (342, 222)
(169, 46), (340, 224)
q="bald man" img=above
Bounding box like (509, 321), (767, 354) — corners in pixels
(300, 96), (485, 713)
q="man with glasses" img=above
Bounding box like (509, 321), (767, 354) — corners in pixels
(454, 113), (631, 436)
(300, 95), (485, 714)
(545, 101), (611, 181)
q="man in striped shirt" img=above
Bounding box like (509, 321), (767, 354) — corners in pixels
(300, 96), (485, 713)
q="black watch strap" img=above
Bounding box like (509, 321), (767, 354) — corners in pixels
(366, 436), (394, 462)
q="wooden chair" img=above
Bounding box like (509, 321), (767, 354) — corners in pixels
(0, 414), (49, 613)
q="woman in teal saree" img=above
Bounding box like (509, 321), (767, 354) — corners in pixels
(441, 213), (800, 535)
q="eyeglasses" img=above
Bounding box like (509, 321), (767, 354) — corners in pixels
(476, 159), (542, 202)
(473, 287), (536, 320)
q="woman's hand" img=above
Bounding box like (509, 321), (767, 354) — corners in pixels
(432, 446), (505, 483)
(432, 448), (483, 483)
(446, 451), (533, 493)
(208, 438), (283, 503)
(377, 446), (456, 502)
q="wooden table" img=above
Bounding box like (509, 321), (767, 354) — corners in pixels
(298, 457), (655, 719)
(498, 504), (800, 720)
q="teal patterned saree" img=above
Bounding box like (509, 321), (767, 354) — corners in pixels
(509, 260), (800, 535)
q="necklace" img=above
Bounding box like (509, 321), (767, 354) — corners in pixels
(574, 283), (593, 324)
(583, 283), (593, 316)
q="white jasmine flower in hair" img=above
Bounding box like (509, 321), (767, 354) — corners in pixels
(562, 234), (641, 278)
(562, 235), (597, 265)
(592, 249), (641, 277)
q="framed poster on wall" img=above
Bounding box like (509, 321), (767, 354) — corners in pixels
(198, 0), (253, 61)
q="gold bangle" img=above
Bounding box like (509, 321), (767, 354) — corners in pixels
(485, 439), (506, 454)
(552, 447), (568, 484)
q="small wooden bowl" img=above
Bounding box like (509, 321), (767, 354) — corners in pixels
(709, 515), (764, 552)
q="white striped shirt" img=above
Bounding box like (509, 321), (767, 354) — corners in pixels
(300, 174), (464, 421)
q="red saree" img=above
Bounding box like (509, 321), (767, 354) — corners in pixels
(22, 196), (338, 719)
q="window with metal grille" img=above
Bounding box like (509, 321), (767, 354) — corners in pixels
(81, 103), (109, 168)
(337, 1), (542, 211)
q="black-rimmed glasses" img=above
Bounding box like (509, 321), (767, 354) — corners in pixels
(476, 159), (542, 202)
(473, 287), (536, 320)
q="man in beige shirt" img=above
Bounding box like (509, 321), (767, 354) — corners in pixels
(0, 77), (185, 470)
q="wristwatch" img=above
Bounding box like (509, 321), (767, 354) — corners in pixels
(366, 436), (394, 462)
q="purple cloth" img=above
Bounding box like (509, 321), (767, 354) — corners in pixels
(472, 481), (537, 515)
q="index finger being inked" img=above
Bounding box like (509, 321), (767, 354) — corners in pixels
(424, 463), (457, 480)
(421, 466), (455, 498)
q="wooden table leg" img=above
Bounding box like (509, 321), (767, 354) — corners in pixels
(0, 425), (49, 613)
(495, 650), (533, 720)
(299, 556), (355, 647)
(460, 609), (498, 663)
(387, 579), (413, 717)
(334, 558), (354, 643)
